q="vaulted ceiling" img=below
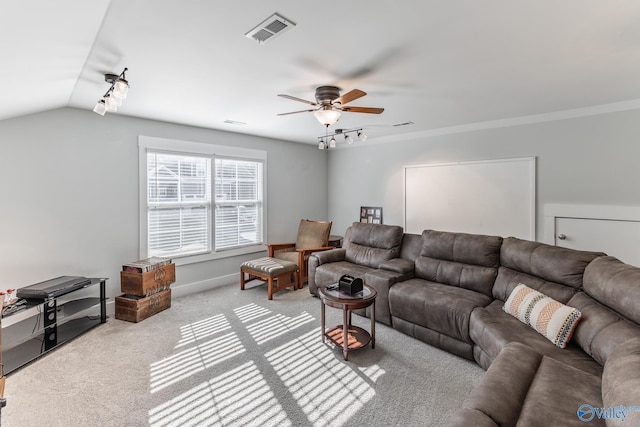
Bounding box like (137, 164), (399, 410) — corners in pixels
(3, 1), (640, 144)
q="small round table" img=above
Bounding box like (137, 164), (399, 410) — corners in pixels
(319, 284), (377, 360)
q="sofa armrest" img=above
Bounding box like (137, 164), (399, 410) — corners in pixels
(379, 258), (414, 275)
(602, 337), (640, 422)
(308, 249), (346, 296)
(362, 269), (411, 326)
(311, 248), (346, 265)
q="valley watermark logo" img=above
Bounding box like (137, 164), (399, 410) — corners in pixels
(577, 403), (640, 423)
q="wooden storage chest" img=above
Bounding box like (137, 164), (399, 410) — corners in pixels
(115, 288), (171, 323)
(120, 263), (175, 296)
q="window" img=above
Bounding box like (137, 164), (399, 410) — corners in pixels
(147, 152), (212, 257)
(139, 136), (266, 262)
(214, 158), (263, 251)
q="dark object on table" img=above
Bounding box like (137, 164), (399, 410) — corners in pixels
(338, 274), (363, 296)
(16, 276), (91, 300)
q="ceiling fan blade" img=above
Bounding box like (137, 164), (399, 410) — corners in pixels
(341, 106), (385, 114)
(277, 109), (317, 116)
(278, 94), (318, 106)
(335, 89), (366, 105)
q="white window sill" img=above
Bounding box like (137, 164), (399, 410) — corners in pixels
(171, 245), (267, 267)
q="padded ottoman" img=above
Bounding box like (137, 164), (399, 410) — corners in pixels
(240, 257), (299, 300)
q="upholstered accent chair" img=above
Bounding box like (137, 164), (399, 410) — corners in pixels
(268, 219), (333, 288)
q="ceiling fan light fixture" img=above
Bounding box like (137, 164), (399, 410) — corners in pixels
(314, 108), (341, 126)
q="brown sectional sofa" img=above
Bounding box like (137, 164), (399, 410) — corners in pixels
(308, 222), (640, 426)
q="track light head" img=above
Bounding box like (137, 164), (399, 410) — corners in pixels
(93, 99), (106, 116)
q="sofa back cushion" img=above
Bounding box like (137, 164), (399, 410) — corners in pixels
(399, 233), (422, 262)
(344, 222), (404, 268)
(568, 256), (640, 366)
(583, 256), (640, 325)
(414, 230), (503, 297)
(492, 237), (604, 303)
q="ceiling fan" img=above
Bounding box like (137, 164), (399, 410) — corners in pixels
(277, 85), (384, 125)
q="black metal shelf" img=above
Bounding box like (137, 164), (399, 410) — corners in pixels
(1, 278), (108, 375)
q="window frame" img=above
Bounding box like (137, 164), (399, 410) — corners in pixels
(139, 136), (267, 265)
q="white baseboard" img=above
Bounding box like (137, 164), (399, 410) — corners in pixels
(170, 273), (238, 298)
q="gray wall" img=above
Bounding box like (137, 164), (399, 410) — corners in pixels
(0, 107), (328, 299)
(327, 109), (640, 239)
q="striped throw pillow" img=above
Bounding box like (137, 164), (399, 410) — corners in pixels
(503, 283), (582, 348)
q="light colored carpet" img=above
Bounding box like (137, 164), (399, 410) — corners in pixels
(3, 282), (484, 427)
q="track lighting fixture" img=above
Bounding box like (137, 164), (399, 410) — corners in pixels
(316, 128), (366, 149)
(93, 67), (129, 116)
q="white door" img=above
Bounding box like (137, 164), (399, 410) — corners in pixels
(555, 217), (640, 267)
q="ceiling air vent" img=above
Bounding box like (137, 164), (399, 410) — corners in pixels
(245, 13), (295, 44)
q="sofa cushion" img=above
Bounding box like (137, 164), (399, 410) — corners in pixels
(415, 230), (502, 297)
(379, 258), (414, 274)
(451, 342), (604, 427)
(421, 229), (502, 267)
(583, 256), (640, 325)
(602, 338), (640, 426)
(389, 278), (492, 344)
(503, 283), (582, 348)
(399, 232), (422, 261)
(344, 222), (403, 268)
(470, 300), (603, 375)
(492, 237), (604, 303)
(567, 292), (640, 366)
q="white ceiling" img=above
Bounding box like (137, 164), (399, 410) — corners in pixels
(3, 1), (640, 144)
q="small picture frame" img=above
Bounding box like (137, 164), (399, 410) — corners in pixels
(360, 206), (383, 224)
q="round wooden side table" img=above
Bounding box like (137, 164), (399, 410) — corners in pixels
(319, 283), (377, 360)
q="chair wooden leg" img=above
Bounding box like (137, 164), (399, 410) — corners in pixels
(268, 277), (274, 300)
(240, 270), (246, 290)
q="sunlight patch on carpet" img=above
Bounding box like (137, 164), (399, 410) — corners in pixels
(359, 364), (386, 383)
(149, 361), (291, 427)
(234, 303), (272, 323)
(265, 328), (376, 426)
(150, 332), (245, 393)
(175, 314), (231, 348)
(244, 311), (315, 345)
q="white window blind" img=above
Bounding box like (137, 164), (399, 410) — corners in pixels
(140, 136), (267, 262)
(214, 158), (264, 250)
(147, 152), (212, 257)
